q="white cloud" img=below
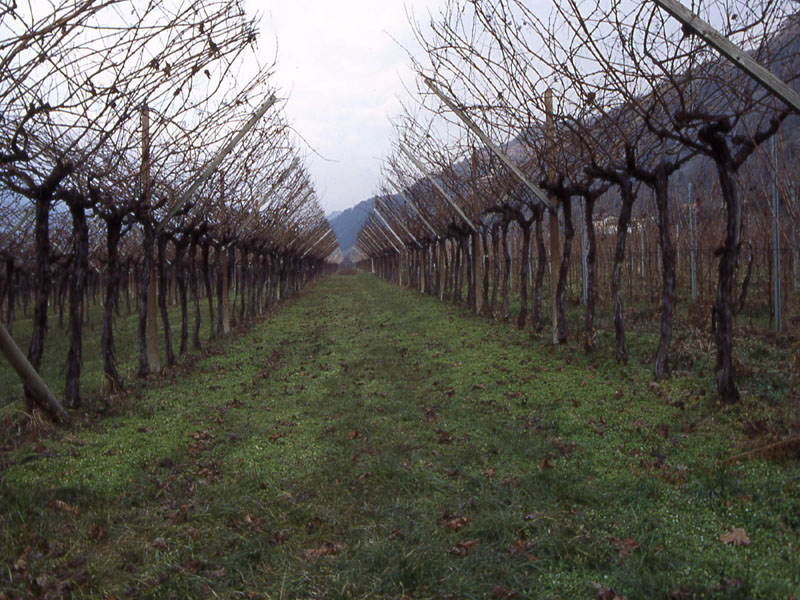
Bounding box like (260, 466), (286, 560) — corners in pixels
(245, 0), (442, 213)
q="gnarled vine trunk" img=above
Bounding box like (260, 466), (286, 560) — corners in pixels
(556, 198), (573, 343)
(611, 181), (635, 363)
(517, 222), (531, 329)
(65, 202), (89, 408)
(652, 173), (676, 380)
(101, 213), (124, 391)
(533, 208), (546, 333)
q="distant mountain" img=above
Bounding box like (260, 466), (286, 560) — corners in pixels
(327, 197), (376, 257)
(326, 210), (343, 221)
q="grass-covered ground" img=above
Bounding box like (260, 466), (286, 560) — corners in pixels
(1, 272), (798, 599)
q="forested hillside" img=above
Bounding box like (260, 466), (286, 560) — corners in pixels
(327, 197), (375, 256)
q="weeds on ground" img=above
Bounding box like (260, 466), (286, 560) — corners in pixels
(1, 274), (798, 598)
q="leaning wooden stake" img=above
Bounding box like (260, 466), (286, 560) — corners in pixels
(157, 94), (278, 233)
(0, 323), (69, 423)
(399, 144), (477, 233)
(652, 0), (800, 114)
(423, 77), (554, 212)
(387, 180), (440, 240)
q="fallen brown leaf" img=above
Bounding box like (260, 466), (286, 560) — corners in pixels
(301, 542), (344, 561)
(592, 582), (627, 600)
(182, 559), (209, 574)
(610, 537), (639, 557)
(509, 538), (535, 556)
(268, 531), (290, 545)
(151, 537), (168, 550)
(523, 511), (545, 521)
(12, 546), (30, 572)
(47, 500), (79, 516)
(538, 455), (555, 470)
(446, 539), (478, 556)
(87, 524), (107, 541)
(166, 503), (194, 523)
(444, 516), (469, 531)
(437, 430), (454, 444)
(719, 527), (750, 547)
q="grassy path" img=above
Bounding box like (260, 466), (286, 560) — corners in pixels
(1, 273), (798, 599)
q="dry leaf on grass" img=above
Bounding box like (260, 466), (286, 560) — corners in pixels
(538, 455), (555, 470)
(509, 538), (535, 557)
(46, 500), (79, 516)
(301, 542), (344, 561)
(87, 524), (107, 541)
(592, 582), (627, 600)
(610, 536), (640, 557)
(720, 527), (750, 546)
(437, 430), (454, 444)
(12, 546), (30, 572)
(151, 537), (168, 550)
(444, 516), (469, 531)
(446, 539), (478, 556)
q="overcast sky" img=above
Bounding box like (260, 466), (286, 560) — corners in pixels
(250, 0), (443, 215)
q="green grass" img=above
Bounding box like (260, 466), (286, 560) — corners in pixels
(1, 272), (798, 599)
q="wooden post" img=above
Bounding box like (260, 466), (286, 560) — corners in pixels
(142, 105), (161, 374)
(399, 144), (477, 233)
(170, 262), (177, 306)
(157, 95), (277, 233)
(220, 174), (231, 335)
(146, 265), (160, 371)
(373, 206), (407, 249)
(388, 180), (440, 240)
(580, 198), (588, 305)
(221, 248), (231, 334)
(652, 0), (800, 114)
(369, 220), (401, 254)
(689, 183), (697, 300)
(471, 230), (480, 314)
(546, 89), (561, 345)
(792, 182), (798, 290)
(439, 241), (446, 301)
(508, 232), (513, 290)
(423, 77), (554, 212)
(377, 198), (419, 246)
(771, 136), (781, 332)
(640, 217), (645, 281)
(302, 229), (334, 257)
(0, 323), (69, 423)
